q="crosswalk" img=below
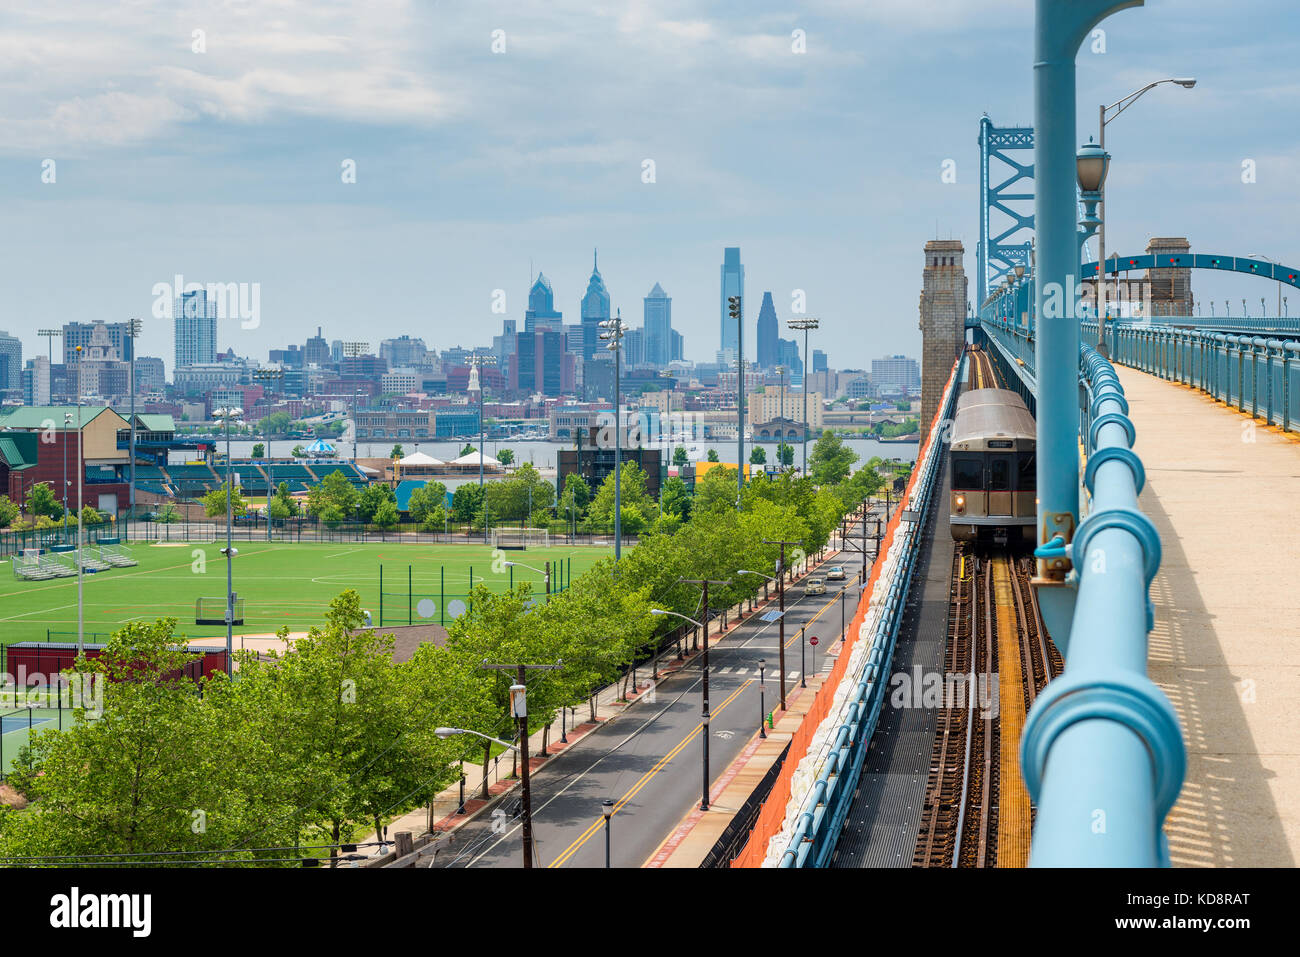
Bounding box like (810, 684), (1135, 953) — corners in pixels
(712, 667), (802, 679)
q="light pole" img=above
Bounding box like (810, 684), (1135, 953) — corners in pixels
(598, 311), (628, 561)
(786, 318), (819, 475)
(1248, 254), (1284, 318)
(477, 660), (562, 868)
(602, 799), (615, 868)
(468, 353), (497, 544)
(1095, 77), (1197, 353)
(758, 659), (767, 738)
(728, 296), (744, 503)
(215, 406), (243, 675)
(74, 346), (84, 653)
(252, 366), (285, 540)
(652, 589), (725, 812)
(761, 538), (800, 709)
(126, 318), (141, 518)
(62, 412), (71, 544)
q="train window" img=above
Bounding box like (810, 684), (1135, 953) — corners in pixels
(952, 455), (983, 489)
(1018, 453), (1036, 491)
(988, 455), (1012, 491)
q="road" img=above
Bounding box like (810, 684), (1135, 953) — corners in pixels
(430, 506), (887, 869)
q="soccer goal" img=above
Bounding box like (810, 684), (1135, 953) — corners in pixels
(196, 597), (244, 626)
(143, 523), (219, 544)
(490, 528), (549, 550)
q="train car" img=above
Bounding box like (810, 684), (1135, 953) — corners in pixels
(949, 388), (1036, 545)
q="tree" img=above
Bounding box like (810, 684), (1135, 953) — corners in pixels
(588, 462), (654, 530)
(252, 443), (265, 459)
(307, 470), (360, 520)
(291, 444), (307, 458)
(80, 506), (105, 527)
(28, 482), (63, 520)
(451, 483), (485, 524)
(496, 448), (515, 466)
(273, 481), (300, 518)
(706, 449), (720, 463)
(390, 444), (405, 459)
(777, 443), (795, 467)
(749, 446), (767, 465)
(693, 465), (739, 515)
(558, 472), (590, 521)
(460, 443), (475, 457)
(809, 430), (857, 486)
(156, 502), (180, 524)
(895, 400), (910, 412)
(257, 410), (292, 438)
(0, 495), (19, 528)
(358, 483), (397, 523)
(202, 482), (248, 518)
(373, 501), (400, 529)
(673, 446), (688, 466)
(407, 482), (447, 524)
(659, 475), (691, 523)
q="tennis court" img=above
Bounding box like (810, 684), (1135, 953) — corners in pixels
(1, 707), (68, 779)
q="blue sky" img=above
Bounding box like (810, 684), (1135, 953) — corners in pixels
(0, 0), (1296, 374)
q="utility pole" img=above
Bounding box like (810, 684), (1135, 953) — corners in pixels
(598, 311), (627, 561)
(75, 347), (84, 653)
(729, 296), (744, 504)
(681, 578), (729, 810)
(252, 366), (284, 541)
(481, 660), (562, 868)
(126, 318), (141, 518)
(763, 539), (801, 709)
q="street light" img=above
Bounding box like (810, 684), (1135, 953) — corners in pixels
(602, 799), (615, 868)
(74, 347), (85, 653)
(252, 366), (285, 541)
(1248, 254), (1284, 318)
(728, 295), (744, 503)
(126, 318), (142, 518)
(786, 318), (819, 474)
(758, 659), (767, 739)
(598, 311), (628, 562)
(214, 406), (243, 674)
(1095, 77), (1197, 353)
(651, 605), (716, 810)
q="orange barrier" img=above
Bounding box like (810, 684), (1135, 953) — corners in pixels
(730, 358), (958, 867)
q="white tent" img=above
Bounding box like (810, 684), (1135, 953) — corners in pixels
(399, 451), (446, 466)
(451, 450), (502, 468)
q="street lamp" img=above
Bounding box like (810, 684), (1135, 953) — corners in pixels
(214, 406), (243, 674)
(651, 605), (716, 810)
(467, 354), (497, 544)
(728, 296), (744, 503)
(74, 347), (85, 653)
(786, 318), (819, 475)
(125, 318), (142, 518)
(1248, 254), (1284, 319)
(598, 311), (628, 562)
(602, 799), (615, 868)
(758, 659), (767, 739)
(1095, 77), (1197, 353)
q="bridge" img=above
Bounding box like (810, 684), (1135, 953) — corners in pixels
(655, 0), (1298, 870)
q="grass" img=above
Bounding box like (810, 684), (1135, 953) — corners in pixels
(0, 540), (613, 649)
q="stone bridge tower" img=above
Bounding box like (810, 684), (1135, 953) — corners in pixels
(918, 240), (968, 429)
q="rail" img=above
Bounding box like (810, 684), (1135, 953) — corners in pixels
(763, 355), (962, 867)
(1019, 344), (1185, 866)
(1086, 321), (1300, 434)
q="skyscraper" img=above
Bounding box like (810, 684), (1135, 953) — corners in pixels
(755, 291), (778, 369)
(720, 247), (744, 356)
(0, 330), (21, 391)
(525, 273), (564, 333)
(174, 289), (218, 369)
(643, 282), (672, 367)
(62, 321), (134, 366)
(580, 249), (611, 361)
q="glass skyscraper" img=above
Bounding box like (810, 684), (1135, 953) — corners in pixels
(643, 282), (672, 368)
(525, 273), (563, 333)
(756, 291), (778, 369)
(580, 249), (610, 361)
(719, 247), (743, 356)
(174, 289), (218, 369)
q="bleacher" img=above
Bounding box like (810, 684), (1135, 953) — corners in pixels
(166, 464), (221, 497)
(310, 463), (368, 485)
(133, 465), (174, 496)
(260, 464), (317, 493)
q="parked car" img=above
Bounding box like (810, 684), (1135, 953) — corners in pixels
(826, 565), (846, 581)
(806, 577), (826, 596)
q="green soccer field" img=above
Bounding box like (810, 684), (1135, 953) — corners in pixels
(0, 541), (612, 648)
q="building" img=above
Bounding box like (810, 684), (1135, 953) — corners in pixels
(755, 292), (778, 369)
(720, 247), (744, 357)
(871, 355), (921, 393)
(524, 273), (564, 334)
(173, 363), (244, 395)
(0, 330), (21, 393)
(918, 240), (967, 428)
(511, 329), (571, 396)
(748, 385), (823, 435)
(175, 289), (219, 369)
(776, 338), (803, 384)
(62, 322), (133, 367)
(556, 427), (665, 500)
(304, 327), (332, 366)
(643, 282), (673, 368)
(1145, 236), (1194, 316)
(580, 250), (611, 361)
(134, 357), (167, 394)
(431, 409), (481, 438)
(380, 369), (419, 395)
(355, 408), (435, 441)
(22, 356), (51, 405)
(812, 349), (827, 374)
(0, 405), (131, 514)
(380, 335), (429, 368)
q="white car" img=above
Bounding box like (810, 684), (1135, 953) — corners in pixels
(806, 577), (826, 596)
(826, 565), (846, 581)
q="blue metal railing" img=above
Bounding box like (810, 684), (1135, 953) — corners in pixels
(1020, 344), (1185, 866)
(775, 356), (963, 867)
(1086, 321), (1300, 434)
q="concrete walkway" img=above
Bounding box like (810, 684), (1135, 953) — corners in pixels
(1119, 366), (1299, 867)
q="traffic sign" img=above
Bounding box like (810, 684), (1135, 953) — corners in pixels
(809, 636), (819, 646)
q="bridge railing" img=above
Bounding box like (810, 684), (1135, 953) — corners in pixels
(1020, 344), (1185, 866)
(1087, 321), (1300, 434)
(760, 355), (962, 868)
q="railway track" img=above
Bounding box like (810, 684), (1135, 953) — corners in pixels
(913, 546), (1062, 867)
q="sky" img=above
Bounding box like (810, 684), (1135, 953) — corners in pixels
(1, 0), (1297, 376)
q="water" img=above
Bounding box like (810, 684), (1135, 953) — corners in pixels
(186, 436), (916, 474)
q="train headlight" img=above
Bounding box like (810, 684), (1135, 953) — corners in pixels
(955, 495), (965, 512)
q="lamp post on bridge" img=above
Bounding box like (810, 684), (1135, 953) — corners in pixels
(786, 318), (819, 475)
(1095, 76), (1197, 355)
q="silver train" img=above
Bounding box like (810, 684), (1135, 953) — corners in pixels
(949, 387), (1037, 545)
